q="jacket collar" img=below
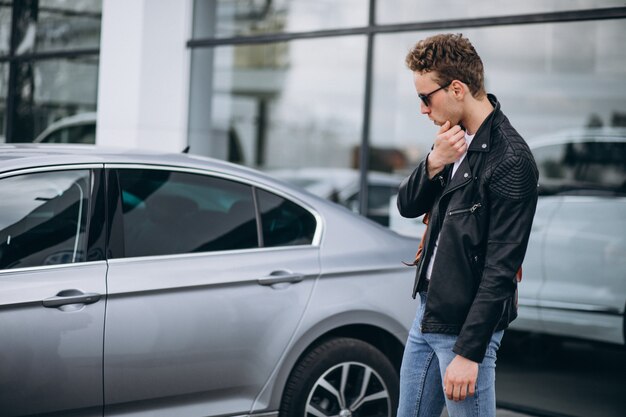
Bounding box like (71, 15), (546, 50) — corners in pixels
(467, 94), (503, 153)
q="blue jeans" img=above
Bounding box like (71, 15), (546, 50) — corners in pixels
(397, 292), (504, 417)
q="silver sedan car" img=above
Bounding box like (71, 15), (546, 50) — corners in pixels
(0, 145), (419, 417)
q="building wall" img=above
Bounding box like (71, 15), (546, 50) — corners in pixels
(96, 0), (193, 152)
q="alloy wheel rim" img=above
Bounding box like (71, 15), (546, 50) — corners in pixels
(305, 361), (391, 417)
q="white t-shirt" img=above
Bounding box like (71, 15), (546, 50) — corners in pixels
(425, 131), (475, 280)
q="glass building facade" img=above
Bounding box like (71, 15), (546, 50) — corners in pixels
(187, 0), (626, 220)
(0, 0), (101, 143)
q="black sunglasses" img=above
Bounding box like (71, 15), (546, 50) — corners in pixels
(418, 81), (451, 107)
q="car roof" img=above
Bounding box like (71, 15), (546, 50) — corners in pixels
(0, 144), (283, 185)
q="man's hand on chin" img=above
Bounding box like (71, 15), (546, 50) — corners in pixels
(426, 120), (466, 179)
(443, 354), (479, 402)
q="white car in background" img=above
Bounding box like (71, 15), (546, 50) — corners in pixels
(514, 128), (626, 346)
(33, 112), (96, 144)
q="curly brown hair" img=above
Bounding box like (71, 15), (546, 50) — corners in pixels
(406, 33), (486, 98)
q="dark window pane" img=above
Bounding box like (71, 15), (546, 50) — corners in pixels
(0, 170), (91, 269)
(117, 169), (258, 258)
(533, 143), (569, 195)
(533, 141), (626, 196)
(257, 188), (316, 247)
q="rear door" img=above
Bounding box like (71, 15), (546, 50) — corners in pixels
(103, 166), (320, 416)
(0, 167), (107, 417)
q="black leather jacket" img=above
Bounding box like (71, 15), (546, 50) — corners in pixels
(397, 95), (538, 363)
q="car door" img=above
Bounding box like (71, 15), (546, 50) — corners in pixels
(103, 166), (320, 417)
(513, 195), (562, 332)
(0, 167), (107, 417)
(539, 141), (626, 344)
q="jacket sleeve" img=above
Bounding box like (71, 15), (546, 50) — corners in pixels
(397, 153), (447, 218)
(452, 154), (538, 363)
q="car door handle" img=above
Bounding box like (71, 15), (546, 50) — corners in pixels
(43, 289), (101, 308)
(258, 270), (305, 286)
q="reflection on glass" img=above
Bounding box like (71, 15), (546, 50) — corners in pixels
(12, 0), (101, 55)
(377, 0), (625, 24)
(193, 0), (368, 38)
(11, 56), (98, 142)
(0, 62), (8, 142)
(0, 3), (11, 55)
(0, 170), (91, 269)
(188, 36), (367, 170)
(256, 188), (316, 246)
(370, 20), (626, 175)
(117, 169), (258, 258)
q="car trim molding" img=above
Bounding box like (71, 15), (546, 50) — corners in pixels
(518, 298), (623, 315)
(106, 243), (321, 264)
(0, 260), (108, 276)
(320, 266), (410, 278)
(0, 163), (104, 179)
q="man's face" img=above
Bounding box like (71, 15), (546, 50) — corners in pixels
(413, 71), (461, 127)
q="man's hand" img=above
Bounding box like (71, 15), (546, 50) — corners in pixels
(427, 121), (466, 179)
(443, 354), (479, 402)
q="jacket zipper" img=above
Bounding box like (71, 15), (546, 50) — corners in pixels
(448, 203), (482, 216)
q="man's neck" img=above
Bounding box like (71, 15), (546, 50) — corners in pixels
(461, 96), (494, 135)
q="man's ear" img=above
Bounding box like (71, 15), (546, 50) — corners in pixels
(450, 80), (467, 100)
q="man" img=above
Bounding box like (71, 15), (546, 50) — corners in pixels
(396, 33), (538, 417)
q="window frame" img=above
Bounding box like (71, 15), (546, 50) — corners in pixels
(105, 163), (322, 261)
(0, 164), (106, 273)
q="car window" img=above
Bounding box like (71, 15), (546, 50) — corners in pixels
(0, 170), (91, 269)
(256, 189), (316, 247)
(533, 141), (626, 196)
(117, 169), (258, 258)
(343, 184), (399, 226)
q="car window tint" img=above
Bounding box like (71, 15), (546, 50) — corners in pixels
(534, 141), (626, 196)
(0, 170), (91, 269)
(117, 169), (258, 257)
(256, 189), (316, 247)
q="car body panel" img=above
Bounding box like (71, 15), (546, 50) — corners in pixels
(250, 266), (416, 412)
(251, 202), (419, 412)
(103, 248), (319, 416)
(0, 262), (107, 417)
(539, 196), (626, 344)
(513, 197), (562, 333)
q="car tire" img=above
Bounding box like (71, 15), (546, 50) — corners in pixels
(280, 337), (399, 417)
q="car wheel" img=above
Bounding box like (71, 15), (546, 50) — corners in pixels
(280, 337), (399, 417)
